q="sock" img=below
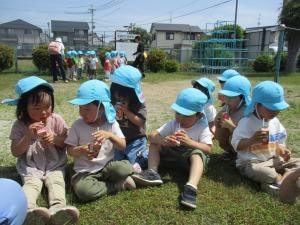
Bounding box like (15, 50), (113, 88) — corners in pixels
(186, 182), (197, 190)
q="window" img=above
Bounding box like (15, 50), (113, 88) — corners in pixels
(24, 29), (32, 35)
(190, 33), (195, 40)
(75, 29), (85, 36)
(166, 32), (174, 40)
(183, 33), (189, 40)
(153, 33), (156, 40)
(8, 29), (15, 34)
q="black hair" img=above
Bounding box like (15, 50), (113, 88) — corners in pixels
(135, 35), (141, 41)
(110, 82), (142, 112)
(193, 82), (210, 101)
(16, 85), (54, 124)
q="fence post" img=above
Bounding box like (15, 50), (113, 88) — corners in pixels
(14, 47), (18, 73)
(274, 25), (286, 83)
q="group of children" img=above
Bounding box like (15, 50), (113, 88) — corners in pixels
(1, 66), (300, 224)
(103, 50), (128, 80)
(65, 50), (99, 81)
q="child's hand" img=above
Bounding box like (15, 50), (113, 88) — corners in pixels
(40, 130), (55, 147)
(118, 101), (129, 114)
(74, 145), (90, 157)
(28, 122), (44, 139)
(86, 143), (101, 160)
(278, 146), (291, 162)
(92, 130), (111, 144)
(220, 116), (236, 132)
(250, 130), (269, 145)
(174, 130), (193, 147)
(163, 135), (179, 147)
(215, 111), (223, 128)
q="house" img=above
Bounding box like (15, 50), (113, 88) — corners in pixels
(245, 25), (285, 60)
(0, 19), (42, 55)
(150, 23), (203, 49)
(51, 20), (89, 50)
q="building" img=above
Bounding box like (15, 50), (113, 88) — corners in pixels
(0, 19), (42, 56)
(150, 23), (203, 49)
(51, 20), (89, 50)
(245, 25), (286, 60)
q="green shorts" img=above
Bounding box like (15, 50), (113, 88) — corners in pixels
(160, 146), (209, 172)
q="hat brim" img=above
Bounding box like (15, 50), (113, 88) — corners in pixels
(1, 98), (18, 105)
(262, 101), (289, 111)
(171, 103), (197, 116)
(69, 98), (94, 105)
(218, 76), (227, 82)
(219, 90), (240, 97)
(134, 84), (145, 103)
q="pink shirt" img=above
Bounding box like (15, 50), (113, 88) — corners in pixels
(10, 113), (68, 179)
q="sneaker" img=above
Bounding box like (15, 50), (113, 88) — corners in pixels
(132, 169), (163, 186)
(296, 180), (300, 189)
(180, 184), (197, 209)
(49, 206), (79, 225)
(116, 176), (136, 191)
(261, 183), (280, 197)
(64, 80), (69, 83)
(23, 207), (51, 225)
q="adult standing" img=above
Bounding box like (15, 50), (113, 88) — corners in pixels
(48, 37), (68, 83)
(133, 35), (145, 78)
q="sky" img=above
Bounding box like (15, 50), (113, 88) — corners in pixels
(0, 0), (284, 39)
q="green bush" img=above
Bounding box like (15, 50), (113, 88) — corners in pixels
(146, 49), (166, 72)
(164, 59), (179, 73)
(297, 54), (300, 70)
(32, 45), (50, 72)
(0, 44), (14, 71)
(253, 55), (274, 72)
(98, 47), (113, 67)
(273, 52), (287, 71)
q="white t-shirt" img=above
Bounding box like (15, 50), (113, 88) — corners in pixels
(231, 113), (287, 166)
(89, 57), (98, 70)
(204, 103), (217, 123)
(157, 118), (213, 146)
(65, 118), (124, 173)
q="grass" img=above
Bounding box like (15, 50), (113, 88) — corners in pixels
(0, 71), (300, 225)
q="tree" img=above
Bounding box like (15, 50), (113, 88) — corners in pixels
(280, 0), (300, 73)
(131, 27), (152, 48)
(212, 24), (244, 39)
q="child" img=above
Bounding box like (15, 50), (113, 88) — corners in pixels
(77, 51), (85, 80)
(66, 51), (77, 81)
(231, 81), (300, 199)
(110, 50), (119, 74)
(218, 69), (240, 105)
(2, 76), (79, 225)
(103, 52), (112, 80)
(132, 88), (212, 209)
(118, 51), (128, 66)
(88, 51), (99, 80)
(110, 65), (148, 173)
(214, 75), (251, 161)
(65, 80), (135, 202)
(192, 77), (217, 135)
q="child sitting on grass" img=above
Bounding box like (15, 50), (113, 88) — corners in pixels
(65, 80), (135, 202)
(132, 88), (212, 209)
(192, 77), (217, 135)
(214, 75), (251, 161)
(217, 69), (240, 105)
(231, 81), (300, 199)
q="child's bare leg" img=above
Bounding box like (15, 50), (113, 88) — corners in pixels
(279, 169), (300, 203)
(187, 154), (203, 188)
(148, 143), (161, 171)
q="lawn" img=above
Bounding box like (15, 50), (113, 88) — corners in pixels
(0, 71), (300, 225)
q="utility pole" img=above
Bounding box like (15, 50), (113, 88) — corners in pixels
(47, 22), (50, 40)
(89, 5), (96, 48)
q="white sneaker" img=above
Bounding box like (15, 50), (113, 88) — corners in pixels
(49, 206), (79, 225)
(23, 207), (51, 225)
(261, 183), (280, 197)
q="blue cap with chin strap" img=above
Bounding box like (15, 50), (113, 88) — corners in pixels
(191, 78), (215, 104)
(218, 69), (240, 82)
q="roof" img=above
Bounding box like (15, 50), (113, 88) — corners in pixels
(150, 23), (202, 33)
(51, 20), (89, 32)
(245, 25), (278, 33)
(0, 19), (42, 31)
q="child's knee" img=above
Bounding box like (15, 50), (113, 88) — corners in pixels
(247, 164), (278, 183)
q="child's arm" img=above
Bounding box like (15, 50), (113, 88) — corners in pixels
(236, 130), (268, 151)
(92, 130), (126, 150)
(121, 103), (145, 127)
(175, 130), (212, 154)
(148, 130), (179, 147)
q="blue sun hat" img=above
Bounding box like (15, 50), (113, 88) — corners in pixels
(244, 81), (289, 116)
(119, 51), (126, 57)
(78, 50), (83, 55)
(191, 78), (215, 104)
(218, 69), (240, 82)
(219, 75), (251, 106)
(171, 88), (208, 116)
(111, 50), (118, 58)
(69, 80), (116, 123)
(105, 52), (111, 60)
(1, 76), (53, 106)
(110, 65), (145, 103)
